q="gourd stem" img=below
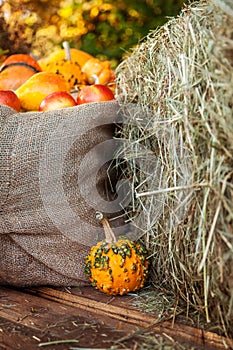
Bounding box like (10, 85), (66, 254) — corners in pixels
(91, 74), (99, 84)
(63, 41), (71, 61)
(96, 212), (117, 243)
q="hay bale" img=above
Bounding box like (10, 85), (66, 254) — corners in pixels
(115, 0), (233, 338)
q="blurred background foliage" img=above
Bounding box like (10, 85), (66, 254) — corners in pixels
(0, 0), (187, 67)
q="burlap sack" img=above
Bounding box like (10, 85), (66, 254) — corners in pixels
(0, 100), (125, 287)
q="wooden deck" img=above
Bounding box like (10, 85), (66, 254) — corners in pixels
(0, 286), (232, 349)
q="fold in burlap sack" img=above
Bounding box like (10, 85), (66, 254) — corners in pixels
(0, 101), (124, 287)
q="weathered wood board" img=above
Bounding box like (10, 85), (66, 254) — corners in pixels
(0, 286), (232, 349)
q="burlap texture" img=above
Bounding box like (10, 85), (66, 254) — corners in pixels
(0, 100), (123, 287)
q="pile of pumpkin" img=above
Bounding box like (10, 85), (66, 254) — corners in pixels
(0, 45), (116, 112)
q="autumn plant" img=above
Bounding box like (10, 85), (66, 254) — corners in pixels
(0, 0), (186, 65)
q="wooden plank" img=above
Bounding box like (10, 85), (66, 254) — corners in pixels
(0, 287), (133, 349)
(1, 286), (233, 349)
(27, 286), (233, 350)
(0, 329), (41, 350)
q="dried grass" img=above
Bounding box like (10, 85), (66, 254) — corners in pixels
(115, 0), (233, 339)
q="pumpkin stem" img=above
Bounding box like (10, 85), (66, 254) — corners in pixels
(91, 74), (99, 84)
(62, 41), (71, 61)
(96, 212), (117, 243)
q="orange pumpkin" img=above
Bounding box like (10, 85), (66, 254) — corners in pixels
(81, 58), (115, 85)
(0, 54), (42, 90)
(42, 59), (87, 89)
(85, 212), (149, 296)
(39, 44), (93, 89)
(38, 48), (93, 71)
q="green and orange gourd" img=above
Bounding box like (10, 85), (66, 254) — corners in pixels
(85, 212), (149, 296)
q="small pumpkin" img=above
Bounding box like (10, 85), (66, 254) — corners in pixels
(81, 58), (115, 85)
(38, 47), (93, 71)
(85, 212), (149, 296)
(42, 59), (87, 89)
(39, 42), (88, 89)
(0, 54), (42, 90)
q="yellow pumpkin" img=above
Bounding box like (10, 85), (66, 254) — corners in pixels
(15, 71), (70, 111)
(85, 213), (149, 296)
